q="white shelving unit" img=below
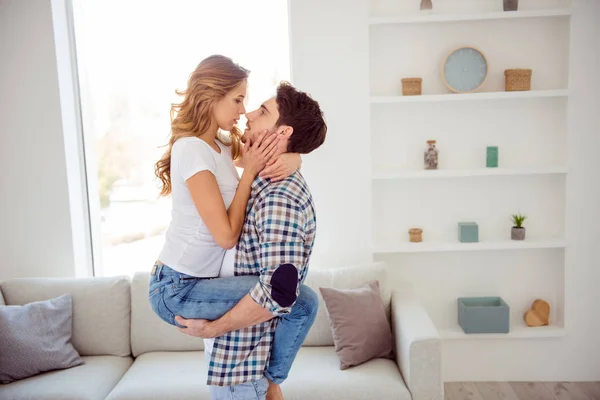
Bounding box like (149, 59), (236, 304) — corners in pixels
(369, 1), (570, 340)
(370, 89), (569, 103)
(374, 239), (566, 254)
(369, 8), (571, 25)
(440, 324), (566, 340)
(373, 166), (568, 180)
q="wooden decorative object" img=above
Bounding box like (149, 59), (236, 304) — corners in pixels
(402, 78), (422, 96)
(409, 228), (423, 242)
(523, 299), (550, 327)
(505, 69), (532, 91)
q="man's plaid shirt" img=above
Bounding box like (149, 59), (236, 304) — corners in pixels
(206, 172), (317, 386)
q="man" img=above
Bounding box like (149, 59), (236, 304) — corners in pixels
(174, 81), (327, 400)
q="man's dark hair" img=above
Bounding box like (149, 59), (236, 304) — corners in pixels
(275, 82), (327, 154)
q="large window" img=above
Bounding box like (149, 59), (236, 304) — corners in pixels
(72, 0), (290, 276)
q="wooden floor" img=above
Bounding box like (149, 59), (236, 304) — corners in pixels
(445, 382), (600, 400)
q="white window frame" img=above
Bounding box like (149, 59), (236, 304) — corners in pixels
(50, 0), (100, 277)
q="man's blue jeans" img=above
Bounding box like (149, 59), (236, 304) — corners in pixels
(148, 263), (319, 386)
(208, 377), (269, 400)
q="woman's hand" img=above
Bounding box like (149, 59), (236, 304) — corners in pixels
(242, 130), (279, 178)
(260, 153), (302, 181)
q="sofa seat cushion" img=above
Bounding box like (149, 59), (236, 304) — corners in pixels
(105, 351), (210, 400)
(281, 347), (410, 400)
(0, 355), (133, 400)
(106, 347), (409, 400)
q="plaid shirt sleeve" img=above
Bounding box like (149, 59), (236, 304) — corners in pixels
(248, 193), (306, 316)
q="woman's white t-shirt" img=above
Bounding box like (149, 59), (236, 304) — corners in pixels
(158, 136), (240, 277)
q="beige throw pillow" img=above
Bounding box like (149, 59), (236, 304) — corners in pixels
(319, 280), (394, 370)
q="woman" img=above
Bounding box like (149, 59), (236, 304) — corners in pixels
(149, 55), (304, 399)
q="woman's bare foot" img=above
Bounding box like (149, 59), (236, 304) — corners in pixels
(266, 380), (284, 400)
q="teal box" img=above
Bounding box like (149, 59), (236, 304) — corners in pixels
(458, 222), (478, 243)
(486, 146), (498, 168)
(458, 297), (510, 334)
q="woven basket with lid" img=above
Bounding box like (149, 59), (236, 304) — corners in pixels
(402, 78), (422, 96)
(505, 69), (532, 91)
(409, 228), (423, 242)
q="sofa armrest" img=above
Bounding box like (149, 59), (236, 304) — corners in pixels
(391, 287), (443, 400)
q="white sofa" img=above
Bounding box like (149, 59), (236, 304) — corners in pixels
(0, 263), (443, 400)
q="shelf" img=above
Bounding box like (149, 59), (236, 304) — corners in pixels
(370, 89), (568, 104)
(373, 239), (566, 254)
(369, 9), (571, 25)
(439, 324), (566, 339)
(373, 166), (568, 180)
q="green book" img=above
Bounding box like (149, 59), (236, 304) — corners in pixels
(486, 146), (498, 168)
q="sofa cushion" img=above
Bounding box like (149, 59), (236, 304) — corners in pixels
(105, 352), (210, 400)
(0, 294), (84, 383)
(131, 272), (204, 357)
(0, 355), (133, 400)
(319, 281), (394, 370)
(1, 276), (131, 356)
(282, 347), (409, 400)
(302, 262), (391, 346)
(106, 347), (408, 400)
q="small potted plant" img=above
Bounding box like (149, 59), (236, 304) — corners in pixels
(511, 213), (526, 240)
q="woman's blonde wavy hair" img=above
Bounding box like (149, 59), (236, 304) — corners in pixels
(155, 55), (249, 196)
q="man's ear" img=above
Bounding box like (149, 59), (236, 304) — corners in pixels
(277, 125), (294, 138)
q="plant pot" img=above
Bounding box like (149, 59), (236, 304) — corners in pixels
(511, 227), (526, 240)
(503, 0), (518, 11)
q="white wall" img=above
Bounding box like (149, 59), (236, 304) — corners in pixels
(288, 0), (373, 268)
(0, 0), (76, 279)
(290, 0), (600, 381)
(561, 0), (600, 379)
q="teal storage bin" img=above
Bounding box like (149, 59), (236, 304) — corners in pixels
(458, 297), (510, 334)
(458, 222), (478, 243)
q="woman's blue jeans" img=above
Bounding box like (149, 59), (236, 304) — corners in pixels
(148, 263), (319, 384)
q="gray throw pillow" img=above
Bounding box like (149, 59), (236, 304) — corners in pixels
(0, 294), (84, 383)
(319, 280), (394, 370)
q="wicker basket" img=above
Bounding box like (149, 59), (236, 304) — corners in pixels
(505, 69), (532, 91)
(409, 228), (423, 243)
(402, 78), (422, 96)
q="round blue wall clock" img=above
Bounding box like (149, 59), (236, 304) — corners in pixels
(442, 47), (488, 93)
